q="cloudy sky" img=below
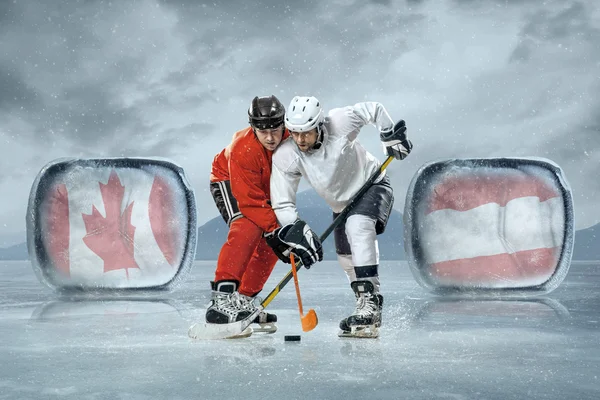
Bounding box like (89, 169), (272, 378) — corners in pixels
(1, 0), (599, 246)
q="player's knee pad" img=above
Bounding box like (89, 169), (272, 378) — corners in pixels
(345, 214), (379, 266)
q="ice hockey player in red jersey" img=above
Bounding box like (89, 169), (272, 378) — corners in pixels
(270, 96), (412, 337)
(207, 95), (323, 334)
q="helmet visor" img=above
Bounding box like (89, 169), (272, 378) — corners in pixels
(251, 117), (284, 130)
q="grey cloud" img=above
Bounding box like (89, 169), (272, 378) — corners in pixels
(6, 81), (141, 151)
(509, 39), (534, 63)
(450, 0), (540, 4)
(165, 0), (412, 76)
(0, 0), (223, 155)
(371, 0), (393, 5)
(585, 110), (600, 133)
(573, 111), (600, 157)
(67, 119), (217, 158)
(0, 1), (17, 27)
(16, 0), (304, 147)
(543, 124), (600, 219)
(508, 2), (600, 123)
(521, 2), (598, 41)
(160, 0), (318, 17)
(0, 65), (40, 109)
(458, 3), (600, 126)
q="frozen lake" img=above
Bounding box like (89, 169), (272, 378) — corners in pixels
(1, 260), (599, 399)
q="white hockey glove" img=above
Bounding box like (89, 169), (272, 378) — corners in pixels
(265, 220), (323, 269)
(380, 120), (413, 160)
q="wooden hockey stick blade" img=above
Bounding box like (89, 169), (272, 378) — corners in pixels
(301, 308), (318, 332)
(188, 308), (261, 340)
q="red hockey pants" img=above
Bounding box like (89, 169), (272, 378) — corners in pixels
(214, 217), (279, 297)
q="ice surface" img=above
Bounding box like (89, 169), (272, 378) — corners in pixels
(404, 157), (574, 296)
(1, 260), (599, 400)
(26, 158), (197, 291)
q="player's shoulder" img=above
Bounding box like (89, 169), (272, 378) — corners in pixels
(227, 127), (267, 170)
(229, 127), (260, 153)
(326, 105), (355, 122)
(324, 105), (358, 136)
(273, 138), (300, 171)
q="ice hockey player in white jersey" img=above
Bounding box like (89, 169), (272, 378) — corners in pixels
(270, 96), (412, 337)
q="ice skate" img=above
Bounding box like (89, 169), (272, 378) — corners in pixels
(338, 281), (383, 339)
(204, 281), (254, 339)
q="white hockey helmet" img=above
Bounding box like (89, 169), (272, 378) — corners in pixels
(285, 96), (324, 132)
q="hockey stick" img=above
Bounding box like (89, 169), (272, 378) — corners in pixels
(189, 156), (394, 339)
(290, 253), (318, 332)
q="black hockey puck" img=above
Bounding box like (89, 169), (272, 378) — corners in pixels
(284, 335), (301, 342)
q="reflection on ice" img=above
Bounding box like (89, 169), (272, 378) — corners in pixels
(404, 297), (571, 328)
(30, 298), (186, 321)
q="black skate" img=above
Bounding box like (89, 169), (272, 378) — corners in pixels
(338, 281), (383, 339)
(205, 281), (253, 338)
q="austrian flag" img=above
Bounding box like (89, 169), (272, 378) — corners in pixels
(27, 158), (197, 291)
(404, 158), (574, 295)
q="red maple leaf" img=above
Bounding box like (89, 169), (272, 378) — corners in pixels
(82, 171), (140, 278)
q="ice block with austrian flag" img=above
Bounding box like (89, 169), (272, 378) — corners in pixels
(403, 157), (574, 296)
(26, 158), (197, 291)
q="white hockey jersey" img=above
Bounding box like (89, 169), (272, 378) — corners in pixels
(271, 102), (394, 226)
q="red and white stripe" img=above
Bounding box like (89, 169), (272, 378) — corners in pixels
(419, 170), (565, 288)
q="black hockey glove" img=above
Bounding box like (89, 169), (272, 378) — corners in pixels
(265, 220), (323, 269)
(264, 230), (293, 264)
(380, 120), (413, 160)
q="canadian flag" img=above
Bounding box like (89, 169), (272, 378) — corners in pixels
(28, 158), (197, 290)
(406, 159), (573, 291)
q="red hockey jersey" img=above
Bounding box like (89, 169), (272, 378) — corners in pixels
(210, 127), (289, 233)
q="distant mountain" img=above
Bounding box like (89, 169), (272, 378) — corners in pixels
(0, 242), (28, 261)
(2, 196), (599, 261)
(572, 224), (600, 260)
(196, 189), (406, 261)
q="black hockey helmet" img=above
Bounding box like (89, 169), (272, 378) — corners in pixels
(248, 95), (285, 130)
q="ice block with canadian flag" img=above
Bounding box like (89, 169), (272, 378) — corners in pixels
(403, 157), (574, 296)
(26, 157), (197, 291)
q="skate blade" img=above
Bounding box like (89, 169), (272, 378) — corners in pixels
(252, 323), (277, 334)
(225, 326), (253, 339)
(188, 317), (255, 340)
(338, 325), (379, 339)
